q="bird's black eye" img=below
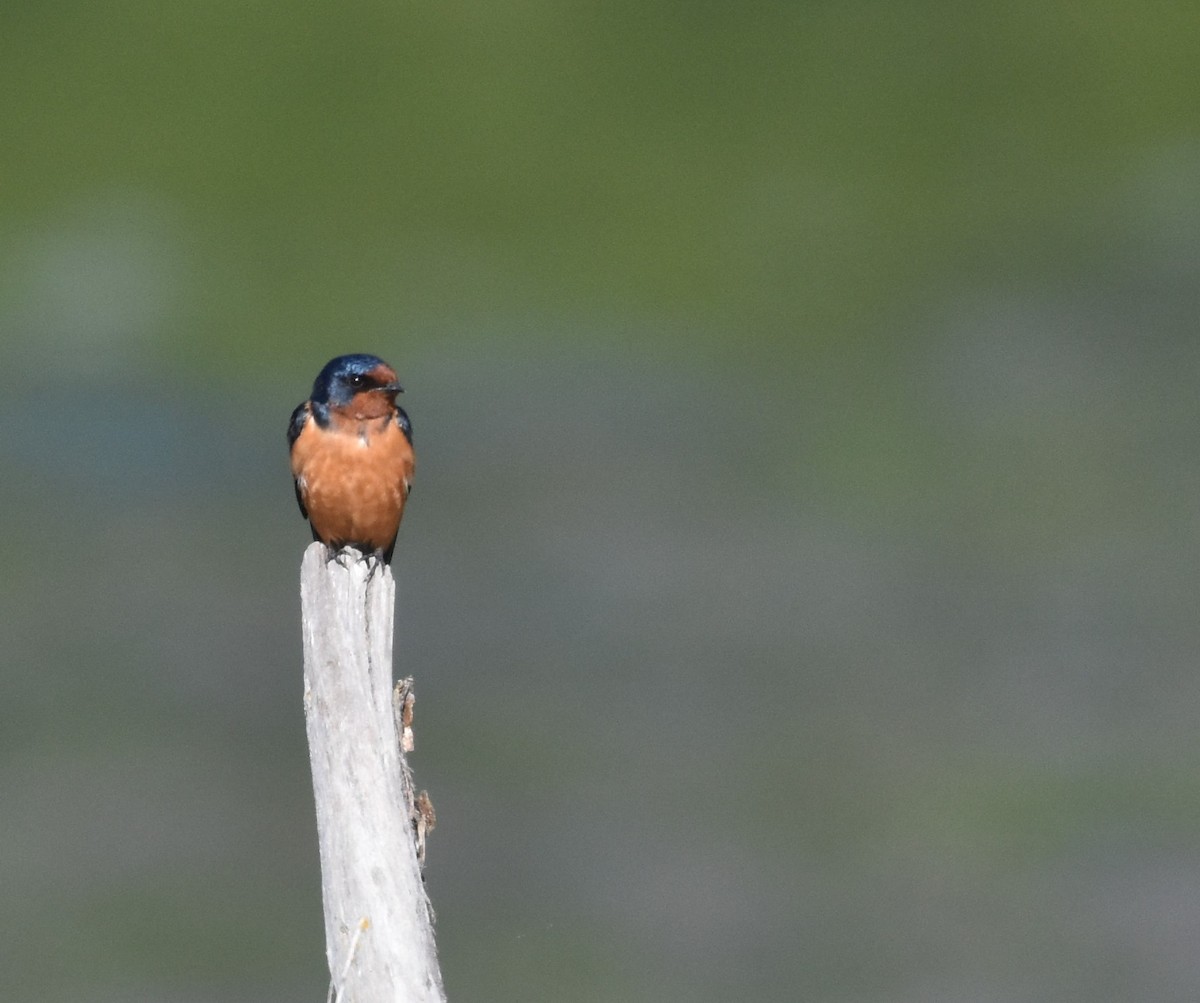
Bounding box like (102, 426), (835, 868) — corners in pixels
(348, 373), (366, 388)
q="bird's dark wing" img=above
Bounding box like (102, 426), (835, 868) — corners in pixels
(395, 405), (413, 445)
(288, 402), (310, 520)
(287, 401), (309, 449)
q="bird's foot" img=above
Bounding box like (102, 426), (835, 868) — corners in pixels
(364, 549), (389, 579)
(322, 544), (356, 569)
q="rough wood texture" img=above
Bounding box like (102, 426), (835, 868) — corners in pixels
(300, 543), (445, 1003)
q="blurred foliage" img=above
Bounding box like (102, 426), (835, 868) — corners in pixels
(4, 2), (1197, 372)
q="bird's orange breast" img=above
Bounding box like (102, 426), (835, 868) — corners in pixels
(290, 413), (414, 553)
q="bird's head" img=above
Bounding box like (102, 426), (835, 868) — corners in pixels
(310, 354), (404, 418)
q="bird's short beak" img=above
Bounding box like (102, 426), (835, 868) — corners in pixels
(380, 381), (404, 394)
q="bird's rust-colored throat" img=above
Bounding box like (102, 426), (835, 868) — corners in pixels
(340, 388), (398, 421)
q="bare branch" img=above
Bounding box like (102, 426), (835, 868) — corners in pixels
(301, 543), (445, 1002)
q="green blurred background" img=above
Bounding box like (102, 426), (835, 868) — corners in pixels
(3, 3), (1200, 1000)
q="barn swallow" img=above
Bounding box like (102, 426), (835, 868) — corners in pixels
(288, 354), (414, 563)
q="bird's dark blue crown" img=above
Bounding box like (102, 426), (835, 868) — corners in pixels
(310, 354), (394, 406)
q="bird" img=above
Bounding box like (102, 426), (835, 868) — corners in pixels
(288, 354), (414, 563)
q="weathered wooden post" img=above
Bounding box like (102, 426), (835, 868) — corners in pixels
(300, 542), (445, 1002)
